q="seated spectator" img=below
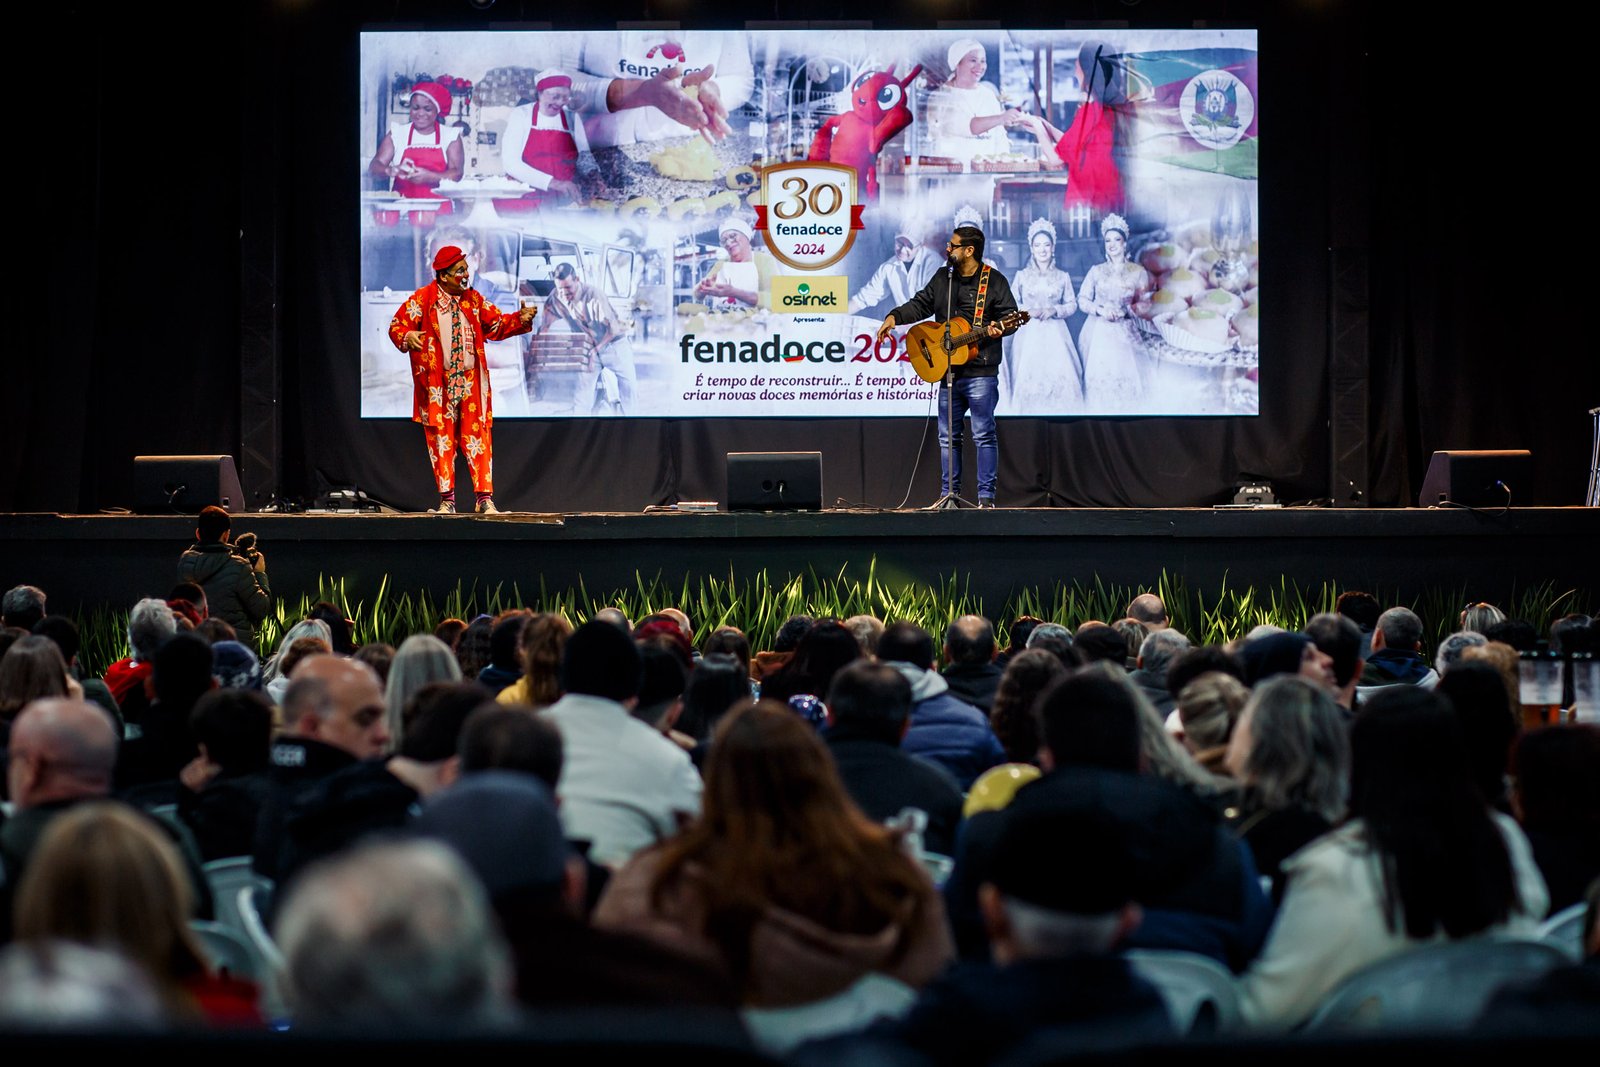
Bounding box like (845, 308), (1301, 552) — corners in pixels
(1072, 623), (1129, 668)
(1436, 630), (1489, 676)
(115, 632), (214, 795)
(177, 689), (275, 860)
(0, 941), (167, 1029)
(176, 506), (271, 645)
(478, 610), (533, 696)
(590, 606), (632, 633)
(1175, 671), (1249, 775)
(1460, 601), (1507, 635)
(261, 618), (332, 702)
(13, 802), (258, 1023)
(103, 597), (177, 721)
(0, 635), (77, 742)
(385, 633), (462, 750)
(1304, 611), (1364, 711)
(941, 615), (1003, 712)
(433, 616), (468, 649)
(275, 839), (515, 1028)
(252, 656), (389, 880)
(413, 772), (737, 1011)
(352, 641), (396, 686)
(1438, 660), (1519, 811)
(1335, 590), (1381, 658)
(541, 621), (701, 867)
(946, 669), (1271, 969)
(874, 798), (1171, 1066)
(1126, 593), (1169, 632)
(1510, 725), (1600, 913)
(1482, 618), (1540, 652)
(878, 622), (1004, 789)
(32, 616), (120, 726)
(306, 601), (356, 656)
(1357, 606), (1440, 696)
(988, 649), (1067, 765)
(1, 699), (212, 941)
(1549, 614), (1592, 655)
(752, 614), (814, 682)
(1236, 631), (1337, 692)
(209, 640), (262, 692)
(278, 681), (491, 886)
(595, 701), (953, 1007)
(823, 661), (964, 857)
(1165, 645), (1246, 705)
(1113, 618), (1150, 669)
(459, 706), (564, 790)
(453, 615), (495, 681)
(1128, 629), (1191, 717)
(1238, 686), (1549, 1030)
(194, 618), (237, 645)
(678, 653), (749, 759)
(266, 635), (331, 706)
(1, 585), (47, 632)
(701, 627), (752, 680)
(1460, 640), (1521, 710)
(995, 615), (1044, 669)
(1223, 676), (1349, 901)
(758, 620), (861, 707)
(631, 642), (691, 748)
(1023, 623), (1077, 670)
(844, 614), (885, 657)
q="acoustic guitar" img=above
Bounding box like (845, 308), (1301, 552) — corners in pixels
(903, 311), (1030, 384)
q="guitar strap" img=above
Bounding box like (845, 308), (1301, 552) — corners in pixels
(973, 265), (991, 328)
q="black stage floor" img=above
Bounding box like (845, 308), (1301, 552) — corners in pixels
(3, 507), (1596, 614)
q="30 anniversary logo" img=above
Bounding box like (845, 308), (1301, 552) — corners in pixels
(754, 162), (865, 272)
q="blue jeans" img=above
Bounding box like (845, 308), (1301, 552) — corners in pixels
(937, 375), (998, 500)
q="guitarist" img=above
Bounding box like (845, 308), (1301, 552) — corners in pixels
(877, 225), (1018, 508)
(534, 263), (637, 416)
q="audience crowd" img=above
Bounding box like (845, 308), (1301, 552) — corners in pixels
(0, 542), (1596, 1055)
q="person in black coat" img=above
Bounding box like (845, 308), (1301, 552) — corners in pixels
(822, 661), (965, 857)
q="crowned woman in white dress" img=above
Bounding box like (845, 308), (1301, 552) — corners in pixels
(1076, 213), (1152, 413)
(1006, 217), (1083, 413)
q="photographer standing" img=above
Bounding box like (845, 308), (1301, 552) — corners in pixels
(178, 506), (272, 645)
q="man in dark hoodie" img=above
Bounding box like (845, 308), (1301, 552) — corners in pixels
(1356, 606), (1440, 700)
(878, 622), (1004, 790)
(177, 506), (272, 644)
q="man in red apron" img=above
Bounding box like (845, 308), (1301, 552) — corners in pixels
(389, 246), (537, 513)
(368, 82), (464, 215)
(500, 70), (589, 212)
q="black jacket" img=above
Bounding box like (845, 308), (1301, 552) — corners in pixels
(825, 733), (966, 856)
(889, 264), (1018, 377)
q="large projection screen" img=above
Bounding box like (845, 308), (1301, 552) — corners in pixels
(360, 28), (1258, 419)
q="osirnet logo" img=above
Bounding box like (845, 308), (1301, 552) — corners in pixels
(773, 276), (847, 313)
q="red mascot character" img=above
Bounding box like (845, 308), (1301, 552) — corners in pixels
(808, 64), (923, 201)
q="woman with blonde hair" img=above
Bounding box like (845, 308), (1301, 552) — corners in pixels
(14, 803), (259, 1023)
(1175, 671), (1250, 775)
(595, 700), (952, 1008)
(496, 613), (573, 709)
(385, 634), (463, 750)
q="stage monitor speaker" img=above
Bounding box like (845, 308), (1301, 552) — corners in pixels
(726, 452), (823, 512)
(132, 455), (246, 514)
(1417, 450), (1532, 508)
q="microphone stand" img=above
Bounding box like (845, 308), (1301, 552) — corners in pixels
(924, 263), (974, 511)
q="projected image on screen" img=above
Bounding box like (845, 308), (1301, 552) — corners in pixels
(360, 29), (1258, 419)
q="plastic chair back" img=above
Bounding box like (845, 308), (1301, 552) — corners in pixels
(1305, 937), (1569, 1032)
(1537, 903), (1587, 961)
(190, 920), (262, 982)
(1125, 949), (1242, 1034)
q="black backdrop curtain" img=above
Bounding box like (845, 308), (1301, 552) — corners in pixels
(9, 1), (1594, 514)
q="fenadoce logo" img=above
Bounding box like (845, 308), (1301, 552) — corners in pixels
(773, 276), (847, 313)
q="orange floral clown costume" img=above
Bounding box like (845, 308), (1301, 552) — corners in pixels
(388, 278), (533, 506)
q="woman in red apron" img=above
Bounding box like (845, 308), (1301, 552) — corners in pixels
(369, 81), (464, 215)
(499, 70), (588, 213)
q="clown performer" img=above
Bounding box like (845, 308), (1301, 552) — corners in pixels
(389, 245), (537, 513)
(499, 69), (600, 212)
(368, 81), (465, 211)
